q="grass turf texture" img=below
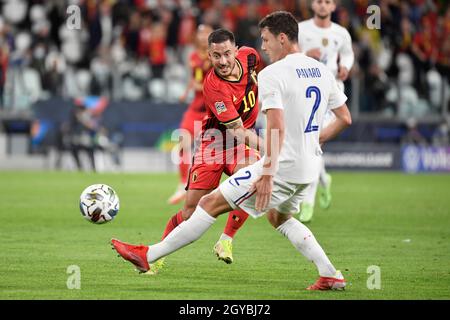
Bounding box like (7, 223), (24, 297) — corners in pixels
(0, 171), (449, 300)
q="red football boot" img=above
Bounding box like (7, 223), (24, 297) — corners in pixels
(307, 271), (346, 290)
(111, 239), (150, 273)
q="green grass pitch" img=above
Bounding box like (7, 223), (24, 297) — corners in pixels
(0, 171), (449, 300)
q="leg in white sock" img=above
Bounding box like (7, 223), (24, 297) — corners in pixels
(147, 206), (216, 263)
(277, 217), (336, 277)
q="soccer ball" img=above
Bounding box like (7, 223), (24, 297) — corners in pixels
(79, 184), (120, 224)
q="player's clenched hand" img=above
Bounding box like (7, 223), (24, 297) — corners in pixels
(338, 66), (349, 81)
(252, 175), (273, 212)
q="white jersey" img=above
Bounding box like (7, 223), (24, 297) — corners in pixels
(258, 52), (347, 184)
(298, 19), (354, 81)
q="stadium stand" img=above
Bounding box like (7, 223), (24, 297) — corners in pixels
(0, 0), (448, 172)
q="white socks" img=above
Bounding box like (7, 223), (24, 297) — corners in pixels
(146, 207), (337, 278)
(219, 233), (233, 241)
(147, 206), (216, 263)
(277, 218), (336, 277)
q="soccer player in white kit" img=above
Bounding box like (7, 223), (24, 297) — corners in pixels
(297, 0), (354, 222)
(112, 11), (352, 290)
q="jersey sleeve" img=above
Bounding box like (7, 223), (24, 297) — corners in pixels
(258, 68), (283, 113)
(338, 29), (354, 71)
(328, 75), (348, 110)
(203, 79), (239, 124)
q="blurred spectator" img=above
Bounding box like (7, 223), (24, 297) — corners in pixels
(356, 22), (388, 113)
(411, 14), (439, 96)
(55, 96), (110, 172)
(123, 10), (141, 57)
(87, 0), (114, 52)
(60, 102), (99, 172)
(137, 11), (153, 58)
(90, 45), (113, 96)
(294, 0), (312, 21)
(149, 22), (167, 79)
(234, 2), (260, 48)
(0, 0), (446, 118)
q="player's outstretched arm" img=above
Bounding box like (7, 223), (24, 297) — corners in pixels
(319, 104), (352, 144)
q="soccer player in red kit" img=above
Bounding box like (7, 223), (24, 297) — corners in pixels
(148, 29), (263, 273)
(168, 24), (213, 205)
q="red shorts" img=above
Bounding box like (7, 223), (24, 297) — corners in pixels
(186, 145), (260, 190)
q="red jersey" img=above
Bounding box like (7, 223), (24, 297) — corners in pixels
(188, 50), (211, 113)
(201, 46), (260, 151)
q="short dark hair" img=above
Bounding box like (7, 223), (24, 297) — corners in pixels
(208, 28), (235, 46)
(258, 11), (299, 42)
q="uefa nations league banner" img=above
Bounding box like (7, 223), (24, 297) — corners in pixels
(322, 143), (401, 170)
(402, 145), (450, 173)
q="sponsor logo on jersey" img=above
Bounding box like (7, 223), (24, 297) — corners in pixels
(215, 101), (227, 114)
(322, 38), (329, 47)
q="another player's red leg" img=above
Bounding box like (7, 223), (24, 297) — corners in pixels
(223, 209), (249, 238)
(179, 156), (190, 186)
(161, 210), (184, 240)
(179, 140), (192, 185)
(214, 209), (248, 264)
(214, 148), (259, 264)
(162, 189), (212, 240)
(168, 129), (192, 205)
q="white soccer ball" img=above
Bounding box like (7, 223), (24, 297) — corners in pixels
(79, 184), (120, 224)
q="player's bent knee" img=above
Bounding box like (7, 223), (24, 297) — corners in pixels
(198, 191), (232, 218)
(267, 209), (292, 228)
(197, 192), (216, 211)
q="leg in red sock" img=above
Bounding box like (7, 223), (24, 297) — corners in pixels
(161, 210), (185, 240)
(179, 148), (191, 185)
(168, 140), (191, 205)
(213, 210), (248, 264)
(223, 209), (249, 238)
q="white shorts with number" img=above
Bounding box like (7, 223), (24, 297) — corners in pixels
(219, 159), (310, 218)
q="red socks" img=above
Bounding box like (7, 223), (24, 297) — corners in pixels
(223, 209), (249, 238)
(161, 209), (248, 241)
(161, 210), (185, 240)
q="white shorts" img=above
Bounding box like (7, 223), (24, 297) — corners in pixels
(219, 159), (310, 218)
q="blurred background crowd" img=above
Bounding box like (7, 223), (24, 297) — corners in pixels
(0, 0), (449, 172)
(0, 0), (448, 117)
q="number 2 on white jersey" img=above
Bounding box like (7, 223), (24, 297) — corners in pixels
(304, 86), (321, 133)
